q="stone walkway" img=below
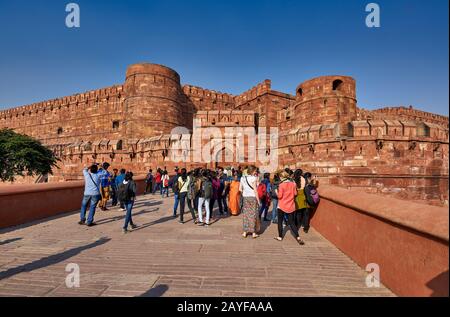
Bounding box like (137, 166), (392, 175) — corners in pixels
(0, 194), (394, 297)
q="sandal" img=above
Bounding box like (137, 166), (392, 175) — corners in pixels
(242, 232), (248, 238)
(274, 237), (283, 242)
(252, 233), (260, 239)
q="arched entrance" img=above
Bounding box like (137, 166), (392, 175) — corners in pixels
(211, 142), (235, 169)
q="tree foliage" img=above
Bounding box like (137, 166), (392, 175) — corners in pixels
(0, 129), (59, 182)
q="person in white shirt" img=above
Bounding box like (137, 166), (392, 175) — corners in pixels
(239, 165), (261, 239)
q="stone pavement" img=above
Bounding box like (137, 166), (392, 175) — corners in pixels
(0, 194), (394, 297)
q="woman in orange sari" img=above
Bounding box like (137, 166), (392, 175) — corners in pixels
(228, 172), (241, 216)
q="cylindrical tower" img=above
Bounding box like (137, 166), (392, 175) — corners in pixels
(123, 63), (185, 139)
(293, 76), (357, 135)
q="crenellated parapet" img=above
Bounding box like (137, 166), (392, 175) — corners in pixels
(182, 85), (235, 104)
(0, 85), (123, 120)
(279, 119), (449, 148)
(194, 110), (256, 127)
(234, 80), (272, 107)
(358, 106), (449, 128)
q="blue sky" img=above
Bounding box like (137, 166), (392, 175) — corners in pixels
(0, 0), (448, 115)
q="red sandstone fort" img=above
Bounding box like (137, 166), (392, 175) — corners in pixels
(0, 63), (448, 206)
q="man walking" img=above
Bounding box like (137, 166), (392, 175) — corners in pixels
(98, 162), (112, 211)
(79, 164), (102, 227)
(144, 169), (153, 194)
(170, 168), (181, 218)
(115, 168), (126, 211)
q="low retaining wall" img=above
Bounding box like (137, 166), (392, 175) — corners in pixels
(0, 176), (146, 229)
(311, 186), (449, 297)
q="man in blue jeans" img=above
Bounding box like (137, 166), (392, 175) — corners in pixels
(79, 164), (102, 227)
(170, 168), (181, 218)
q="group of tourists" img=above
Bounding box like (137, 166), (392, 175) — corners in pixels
(79, 162), (320, 243)
(79, 162), (138, 233)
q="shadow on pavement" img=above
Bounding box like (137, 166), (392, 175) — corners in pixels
(131, 216), (176, 231)
(0, 237), (110, 281)
(0, 237), (22, 246)
(138, 284), (169, 297)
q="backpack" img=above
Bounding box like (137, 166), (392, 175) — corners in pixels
(171, 175), (180, 193)
(201, 179), (213, 199)
(304, 183), (320, 206)
(270, 183), (278, 199)
(117, 182), (134, 202)
(257, 183), (267, 200)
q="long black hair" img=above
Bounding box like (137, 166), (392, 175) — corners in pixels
(293, 169), (303, 187)
(181, 168), (188, 182)
(125, 172), (133, 182)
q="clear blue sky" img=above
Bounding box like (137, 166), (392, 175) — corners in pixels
(0, 0), (448, 115)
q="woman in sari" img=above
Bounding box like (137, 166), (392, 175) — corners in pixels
(239, 165), (260, 239)
(228, 172), (241, 216)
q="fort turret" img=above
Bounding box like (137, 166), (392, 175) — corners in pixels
(123, 63), (185, 139)
(293, 76), (357, 135)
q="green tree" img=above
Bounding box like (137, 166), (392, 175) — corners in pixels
(0, 129), (59, 182)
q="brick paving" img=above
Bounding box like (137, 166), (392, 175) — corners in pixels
(0, 194), (394, 297)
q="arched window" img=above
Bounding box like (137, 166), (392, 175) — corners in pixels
(57, 127), (63, 135)
(297, 88), (303, 96)
(332, 80), (343, 91)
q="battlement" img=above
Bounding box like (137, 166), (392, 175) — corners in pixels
(363, 106), (449, 127)
(235, 79), (272, 107)
(194, 110), (256, 127)
(0, 85), (123, 119)
(182, 85), (235, 104)
(279, 119), (449, 146)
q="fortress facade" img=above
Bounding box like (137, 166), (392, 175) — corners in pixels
(0, 63), (448, 206)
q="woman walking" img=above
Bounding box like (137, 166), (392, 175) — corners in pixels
(228, 172), (241, 216)
(270, 173), (281, 224)
(161, 171), (170, 198)
(197, 170), (212, 226)
(178, 168), (194, 224)
(119, 172), (138, 234)
(274, 170), (305, 245)
(298, 172), (313, 233)
(239, 165), (260, 239)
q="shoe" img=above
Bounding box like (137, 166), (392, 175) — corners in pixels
(304, 228), (309, 234)
(122, 228), (128, 234)
(78, 220), (86, 225)
(87, 222), (97, 227)
(178, 221), (184, 224)
(131, 224), (138, 229)
(297, 238), (305, 245)
(120, 208), (126, 211)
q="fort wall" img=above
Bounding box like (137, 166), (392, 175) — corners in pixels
(0, 63), (448, 205)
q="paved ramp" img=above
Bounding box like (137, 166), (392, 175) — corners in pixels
(0, 194), (394, 297)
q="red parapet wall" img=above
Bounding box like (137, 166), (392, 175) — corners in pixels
(0, 177), (147, 229)
(311, 186), (449, 297)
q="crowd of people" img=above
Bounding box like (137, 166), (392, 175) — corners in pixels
(79, 162), (320, 243)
